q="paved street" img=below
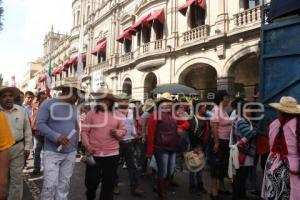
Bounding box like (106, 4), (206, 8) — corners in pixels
(23, 155), (262, 200)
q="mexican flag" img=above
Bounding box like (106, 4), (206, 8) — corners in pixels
(45, 57), (52, 97)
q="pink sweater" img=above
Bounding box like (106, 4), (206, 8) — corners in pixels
(81, 110), (127, 157)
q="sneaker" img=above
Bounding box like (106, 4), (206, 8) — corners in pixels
(131, 188), (145, 197)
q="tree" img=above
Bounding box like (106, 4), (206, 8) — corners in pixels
(0, 0), (3, 31)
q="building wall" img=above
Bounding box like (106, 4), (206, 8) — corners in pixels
(39, 0), (265, 100)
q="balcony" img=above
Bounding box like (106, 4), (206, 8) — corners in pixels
(182, 25), (210, 44)
(234, 6), (261, 27)
(90, 61), (110, 73)
(120, 52), (133, 64)
(137, 39), (167, 57)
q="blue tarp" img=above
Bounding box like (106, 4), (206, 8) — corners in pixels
(269, 0), (300, 21)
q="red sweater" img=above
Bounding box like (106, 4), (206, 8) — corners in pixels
(147, 112), (190, 157)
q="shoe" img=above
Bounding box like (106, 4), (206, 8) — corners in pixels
(32, 168), (41, 175)
(113, 187), (120, 195)
(131, 188), (145, 197)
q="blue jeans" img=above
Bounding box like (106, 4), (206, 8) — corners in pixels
(33, 135), (44, 169)
(154, 149), (176, 178)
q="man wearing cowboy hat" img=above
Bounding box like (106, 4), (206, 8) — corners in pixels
(0, 86), (32, 200)
(36, 77), (84, 200)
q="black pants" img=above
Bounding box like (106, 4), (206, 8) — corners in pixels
(114, 141), (139, 190)
(85, 155), (119, 200)
(232, 166), (250, 200)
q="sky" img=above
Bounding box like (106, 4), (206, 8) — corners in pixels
(0, 0), (73, 84)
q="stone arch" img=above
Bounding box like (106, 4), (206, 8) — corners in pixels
(175, 57), (221, 81)
(144, 72), (158, 100)
(223, 44), (259, 77)
(122, 77), (132, 96)
(226, 50), (259, 98)
(178, 64), (218, 100)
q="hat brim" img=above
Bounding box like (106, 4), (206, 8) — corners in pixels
(53, 85), (85, 93)
(0, 87), (21, 98)
(269, 103), (300, 114)
(143, 104), (155, 112)
(91, 92), (120, 102)
(184, 157), (205, 173)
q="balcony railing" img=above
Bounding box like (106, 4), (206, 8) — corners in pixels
(142, 43), (150, 53)
(234, 6), (261, 27)
(154, 39), (164, 50)
(120, 52), (133, 63)
(90, 61), (110, 72)
(182, 25), (210, 43)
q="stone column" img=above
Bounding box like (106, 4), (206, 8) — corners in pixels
(217, 77), (235, 97)
(215, 0), (229, 33)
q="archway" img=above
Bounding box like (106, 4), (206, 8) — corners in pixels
(122, 78), (132, 96)
(179, 64), (217, 100)
(144, 72), (157, 99)
(228, 53), (259, 98)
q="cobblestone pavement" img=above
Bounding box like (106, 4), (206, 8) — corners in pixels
(23, 156), (262, 200)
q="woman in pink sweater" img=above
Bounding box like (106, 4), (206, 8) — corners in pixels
(81, 89), (127, 200)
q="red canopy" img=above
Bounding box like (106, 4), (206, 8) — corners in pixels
(57, 66), (65, 74)
(178, 0), (206, 16)
(131, 13), (151, 30)
(68, 56), (78, 65)
(92, 39), (107, 56)
(62, 60), (70, 71)
(51, 67), (60, 76)
(147, 8), (165, 24)
(38, 74), (47, 82)
(117, 28), (136, 43)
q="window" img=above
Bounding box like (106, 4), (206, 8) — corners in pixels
(142, 26), (151, 43)
(97, 52), (106, 63)
(153, 21), (164, 40)
(243, 0), (260, 10)
(65, 70), (69, 78)
(137, 31), (141, 46)
(124, 39), (132, 53)
(190, 4), (205, 28)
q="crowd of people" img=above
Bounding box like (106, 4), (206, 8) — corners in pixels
(0, 77), (300, 200)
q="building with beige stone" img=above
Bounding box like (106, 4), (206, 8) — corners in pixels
(37, 0), (270, 100)
(20, 58), (43, 92)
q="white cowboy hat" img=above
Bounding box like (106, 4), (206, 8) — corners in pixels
(0, 86), (21, 98)
(143, 99), (155, 112)
(184, 150), (206, 173)
(269, 96), (300, 114)
(158, 92), (174, 102)
(53, 77), (85, 93)
(91, 88), (119, 102)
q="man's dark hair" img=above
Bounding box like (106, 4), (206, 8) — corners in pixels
(36, 92), (46, 101)
(214, 90), (228, 105)
(61, 87), (79, 96)
(25, 91), (34, 97)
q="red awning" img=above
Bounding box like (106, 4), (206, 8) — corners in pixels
(57, 66), (65, 74)
(92, 39), (107, 56)
(38, 74), (47, 82)
(68, 56), (78, 65)
(116, 28), (136, 43)
(51, 67), (60, 76)
(178, 0), (206, 16)
(62, 60), (70, 71)
(147, 8), (165, 24)
(131, 13), (151, 30)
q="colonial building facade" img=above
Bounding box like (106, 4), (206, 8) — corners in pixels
(38, 0), (270, 100)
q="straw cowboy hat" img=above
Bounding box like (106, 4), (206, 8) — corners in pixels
(0, 86), (21, 98)
(269, 96), (300, 114)
(158, 92), (174, 102)
(143, 99), (155, 112)
(54, 77), (85, 93)
(184, 150), (206, 173)
(91, 88), (119, 102)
